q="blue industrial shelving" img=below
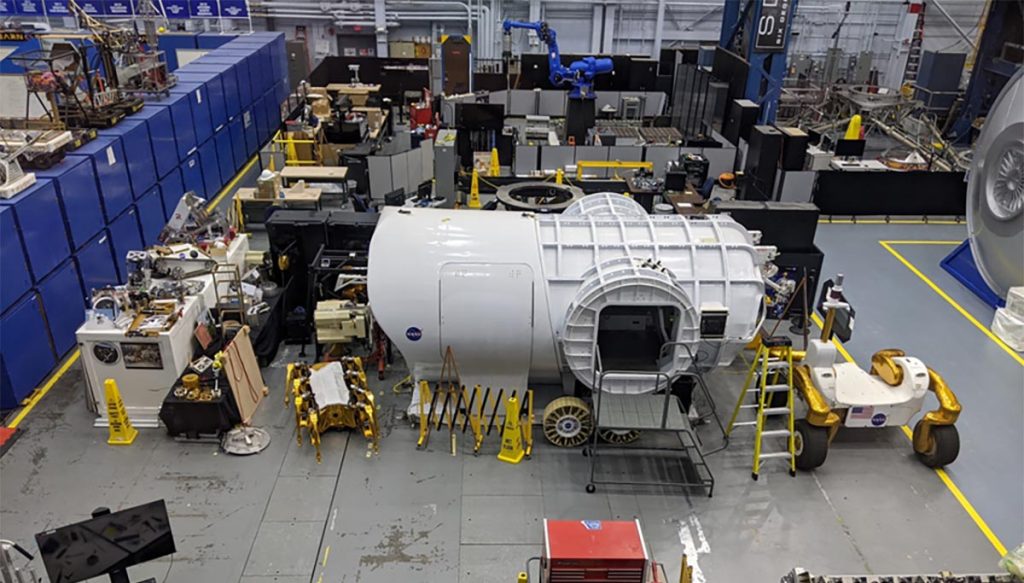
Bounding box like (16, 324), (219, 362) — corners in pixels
(0, 32), (289, 412)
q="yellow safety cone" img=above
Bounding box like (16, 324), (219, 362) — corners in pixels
(104, 379), (138, 446)
(517, 572), (528, 583)
(497, 394), (525, 464)
(844, 114), (862, 140)
(468, 169), (482, 209)
(489, 147), (500, 177)
(555, 168), (564, 185)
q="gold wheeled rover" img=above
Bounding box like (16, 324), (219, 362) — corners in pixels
(285, 357), (381, 462)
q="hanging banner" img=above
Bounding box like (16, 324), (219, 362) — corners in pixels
(78, 0), (103, 14)
(103, 0), (132, 15)
(16, 0), (44, 14)
(0, 0), (15, 14)
(45, 0), (69, 14)
(188, 0), (216, 18)
(219, 0), (247, 18)
(161, 0), (188, 18)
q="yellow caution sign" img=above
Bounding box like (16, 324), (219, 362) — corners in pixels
(489, 148), (500, 177)
(468, 169), (482, 209)
(844, 114), (862, 140)
(104, 379), (138, 446)
(497, 395), (524, 464)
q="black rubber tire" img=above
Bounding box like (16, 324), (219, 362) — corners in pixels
(585, 483), (596, 494)
(794, 420), (829, 471)
(913, 422), (960, 468)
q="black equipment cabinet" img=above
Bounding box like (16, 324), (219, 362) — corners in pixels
(740, 125), (783, 201)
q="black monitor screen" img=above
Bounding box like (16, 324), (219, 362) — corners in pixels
(35, 500), (176, 583)
(456, 103), (505, 129)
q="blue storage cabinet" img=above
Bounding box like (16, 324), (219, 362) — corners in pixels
(108, 207), (143, 282)
(195, 55), (251, 109)
(157, 32), (198, 71)
(149, 93), (197, 162)
(128, 106), (178, 179)
(100, 119), (157, 197)
(242, 105), (259, 153)
(33, 157), (104, 251)
(174, 71), (227, 130)
(160, 167), (185, 218)
(221, 43), (268, 96)
(224, 40), (271, 95)
(213, 126), (236, 183)
(197, 32), (236, 49)
(136, 187), (166, 244)
(181, 63), (240, 119)
(170, 81), (213, 145)
(253, 92), (270, 143)
(197, 138), (223, 196)
(66, 136), (132, 221)
(1, 293), (56, 410)
(0, 180), (71, 282)
(180, 152), (206, 197)
(37, 258), (86, 357)
(0, 206), (31, 314)
(76, 230), (118, 294)
(228, 115), (246, 171)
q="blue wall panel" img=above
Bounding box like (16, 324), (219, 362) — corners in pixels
(1, 293), (56, 410)
(100, 120), (157, 197)
(0, 206), (31, 314)
(107, 207), (143, 283)
(136, 187), (166, 245)
(66, 136), (132, 221)
(0, 180), (71, 283)
(76, 230), (118, 295)
(128, 106), (178, 179)
(159, 168), (185, 218)
(37, 258), (86, 357)
(33, 157), (104, 251)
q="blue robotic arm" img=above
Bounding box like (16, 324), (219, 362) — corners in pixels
(502, 19), (612, 99)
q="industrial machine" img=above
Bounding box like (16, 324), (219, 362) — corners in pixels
(788, 276), (961, 470)
(368, 194), (771, 446)
(962, 68), (1023, 300)
(502, 19), (613, 143)
(285, 358), (381, 462)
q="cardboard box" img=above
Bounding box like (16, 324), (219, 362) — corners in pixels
(256, 171), (281, 200)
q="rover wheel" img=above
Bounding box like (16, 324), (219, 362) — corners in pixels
(542, 396), (593, 448)
(598, 429), (641, 444)
(913, 422), (960, 468)
(794, 420), (829, 471)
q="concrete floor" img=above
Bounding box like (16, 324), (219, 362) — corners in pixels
(1, 218), (1018, 582)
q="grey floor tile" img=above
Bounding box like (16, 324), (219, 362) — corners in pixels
(243, 521), (324, 577)
(459, 543), (542, 583)
(264, 476), (337, 522)
(462, 451), (542, 496)
(239, 578), (311, 583)
(461, 494), (544, 544)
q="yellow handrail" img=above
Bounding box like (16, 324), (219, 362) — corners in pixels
(575, 160), (653, 180)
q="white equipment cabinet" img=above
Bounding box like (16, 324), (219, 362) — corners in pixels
(368, 194), (768, 394)
(78, 296), (202, 428)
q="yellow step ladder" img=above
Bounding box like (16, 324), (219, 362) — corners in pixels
(726, 335), (796, 480)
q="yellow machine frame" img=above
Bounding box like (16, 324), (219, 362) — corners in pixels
(575, 160), (653, 180)
(285, 357), (381, 462)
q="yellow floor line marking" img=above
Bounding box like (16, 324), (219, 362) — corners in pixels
(879, 240), (961, 245)
(7, 350), (80, 429)
(207, 155), (259, 212)
(879, 241), (1024, 366)
(809, 312), (1007, 556)
(6, 155), (260, 431)
(818, 219), (964, 225)
(322, 545), (330, 567)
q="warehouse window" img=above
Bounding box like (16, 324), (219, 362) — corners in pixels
(596, 305), (678, 373)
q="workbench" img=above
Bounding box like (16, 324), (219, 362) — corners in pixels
(78, 296), (202, 428)
(279, 166), (349, 194)
(326, 84), (381, 107)
(235, 186), (323, 227)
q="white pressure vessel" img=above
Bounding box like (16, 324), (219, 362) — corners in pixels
(368, 194), (767, 394)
